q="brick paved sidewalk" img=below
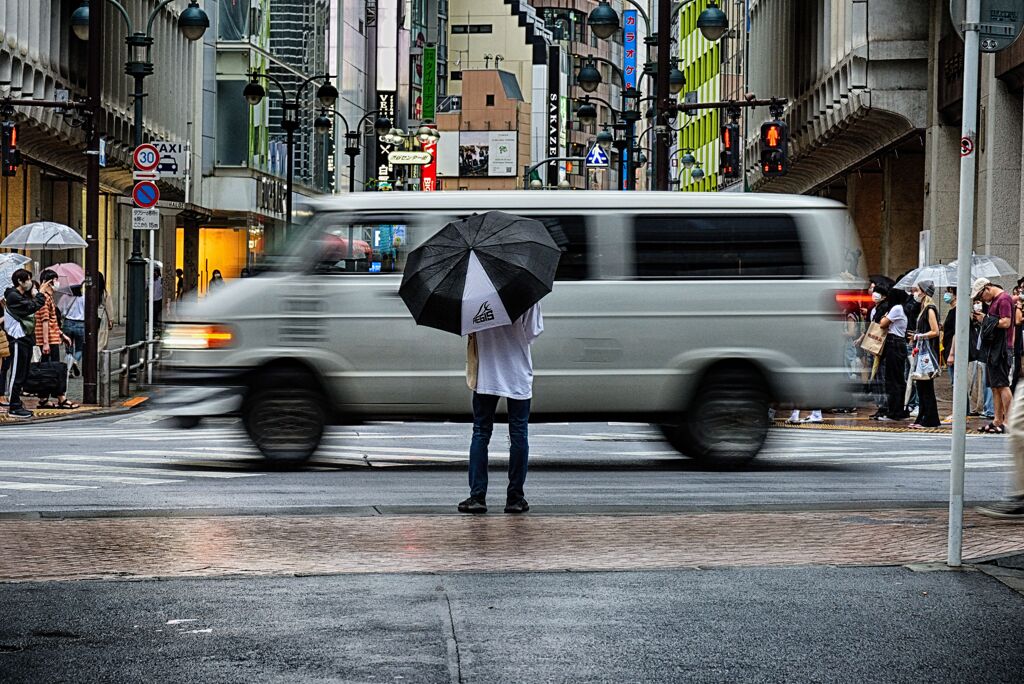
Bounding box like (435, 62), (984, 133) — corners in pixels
(2, 509), (1023, 582)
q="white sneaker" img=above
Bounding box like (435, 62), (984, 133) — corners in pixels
(909, 408), (919, 418)
(768, 408), (777, 421)
(787, 410), (801, 424)
(801, 414), (823, 424)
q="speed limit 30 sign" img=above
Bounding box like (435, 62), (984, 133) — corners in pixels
(133, 143), (160, 172)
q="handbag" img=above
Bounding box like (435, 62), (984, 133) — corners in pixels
(466, 333), (478, 391)
(911, 343), (940, 381)
(860, 321), (886, 356)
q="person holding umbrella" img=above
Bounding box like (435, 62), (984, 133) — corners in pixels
(399, 212), (561, 514)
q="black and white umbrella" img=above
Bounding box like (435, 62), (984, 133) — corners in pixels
(399, 211), (561, 335)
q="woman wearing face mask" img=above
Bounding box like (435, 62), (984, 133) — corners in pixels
(908, 280), (941, 428)
(861, 281), (893, 418)
(208, 270), (225, 293)
(876, 286), (909, 421)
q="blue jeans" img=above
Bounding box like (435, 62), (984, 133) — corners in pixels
(64, 319), (85, 364)
(469, 392), (530, 501)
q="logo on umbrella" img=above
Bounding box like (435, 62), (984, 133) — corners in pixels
(474, 302), (496, 324)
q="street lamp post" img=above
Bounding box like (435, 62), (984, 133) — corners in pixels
(587, 0), (727, 191)
(314, 109), (393, 193)
(71, 0), (210, 358)
(243, 72), (339, 221)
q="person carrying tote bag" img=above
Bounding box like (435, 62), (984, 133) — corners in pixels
(908, 280), (941, 428)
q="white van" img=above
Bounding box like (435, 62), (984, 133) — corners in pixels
(160, 192), (863, 464)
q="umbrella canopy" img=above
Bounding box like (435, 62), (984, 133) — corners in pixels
(0, 221), (87, 250)
(48, 262), (85, 287)
(399, 211), (561, 335)
(0, 253), (32, 289)
(895, 264), (956, 290)
(949, 255), (1017, 280)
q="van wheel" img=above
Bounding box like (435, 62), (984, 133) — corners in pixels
(242, 380), (325, 462)
(662, 367), (770, 466)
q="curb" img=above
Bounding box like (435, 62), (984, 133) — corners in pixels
(0, 396), (149, 426)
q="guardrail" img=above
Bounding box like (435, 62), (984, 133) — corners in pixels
(99, 339), (161, 408)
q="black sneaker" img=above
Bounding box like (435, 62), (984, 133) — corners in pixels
(457, 496), (487, 514)
(977, 497), (1024, 520)
(7, 408), (32, 419)
(504, 498), (530, 514)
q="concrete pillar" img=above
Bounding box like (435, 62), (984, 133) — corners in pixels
(182, 219), (201, 297)
(847, 169), (884, 275)
(883, 153), (926, 277)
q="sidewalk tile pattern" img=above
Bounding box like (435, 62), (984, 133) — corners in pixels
(1, 509), (1023, 582)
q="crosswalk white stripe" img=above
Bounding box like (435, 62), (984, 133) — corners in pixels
(893, 463), (1012, 471)
(0, 471), (183, 485)
(45, 454), (256, 468)
(0, 461), (260, 478)
(0, 481), (98, 492)
(108, 450), (257, 459)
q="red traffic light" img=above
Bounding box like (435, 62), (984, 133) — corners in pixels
(1, 121), (19, 177)
(761, 121), (786, 148)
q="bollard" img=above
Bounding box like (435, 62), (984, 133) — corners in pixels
(119, 346), (130, 398)
(99, 350), (110, 407)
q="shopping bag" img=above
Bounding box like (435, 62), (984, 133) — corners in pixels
(860, 322), (885, 356)
(911, 344), (940, 381)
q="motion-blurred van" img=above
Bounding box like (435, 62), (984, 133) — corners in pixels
(160, 192), (863, 464)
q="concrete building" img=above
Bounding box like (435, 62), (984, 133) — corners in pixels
(745, 0), (929, 277)
(533, 0), (624, 190)
(0, 0), (202, 323)
(436, 69), (532, 190)
(674, 0), (723, 192)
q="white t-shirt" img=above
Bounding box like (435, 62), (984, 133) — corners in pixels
(60, 295), (85, 321)
(885, 304), (907, 337)
(472, 303), (544, 400)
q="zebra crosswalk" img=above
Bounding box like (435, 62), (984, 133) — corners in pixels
(0, 418), (1014, 497)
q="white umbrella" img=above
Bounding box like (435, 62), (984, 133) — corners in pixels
(948, 254), (1017, 280)
(0, 221), (87, 250)
(0, 253), (32, 288)
(895, 264), (956, 290)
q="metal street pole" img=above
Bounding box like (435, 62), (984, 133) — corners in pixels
(83, 0), (103, 406)
(948, 0), (981, 567)
(283, 110), (298, 226)
(654, 0), (671, 191)
(125, 42), (153, 363)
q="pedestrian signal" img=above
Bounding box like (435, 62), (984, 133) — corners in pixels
(720, 123), (740, 179)
(760, 120), (788, 177)
(1, 122), (20, 177)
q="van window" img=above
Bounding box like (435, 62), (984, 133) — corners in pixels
(632, 214), (805, 278)
(313, 220), (409, 274)
(527, 215), (589, 280)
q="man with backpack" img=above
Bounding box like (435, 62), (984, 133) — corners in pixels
(3, 269), (47, 419)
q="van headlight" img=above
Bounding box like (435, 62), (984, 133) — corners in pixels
(163, 324), (236, 350)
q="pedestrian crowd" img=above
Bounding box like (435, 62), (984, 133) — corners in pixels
(1, 266), (112, 419)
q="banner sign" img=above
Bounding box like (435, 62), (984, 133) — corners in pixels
(422, 139), (437, 191)
(376, 91), (397, 186)
(547, 45), (562, 187)
(623, 10), (638, 89)
(422, 45), (437, 121)
(458, 131), (517, 177)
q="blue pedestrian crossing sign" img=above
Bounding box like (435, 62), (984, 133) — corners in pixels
(586, 143), (610, 167)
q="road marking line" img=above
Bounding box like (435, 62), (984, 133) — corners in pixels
(0, 471), (183, 485)
(45, 454), (255, 468)
(0, 481), (98, 492)
(0, 461), (260, 478)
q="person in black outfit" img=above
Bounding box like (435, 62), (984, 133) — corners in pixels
(909, 280), (941, 428)
(864, 279), (893, 418)
(3, 269), (47, 419)
(877, 286), (910, 421)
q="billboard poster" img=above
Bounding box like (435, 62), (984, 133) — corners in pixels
(459, 132), (490, 177)
(455, 132), (518, 177)
(488, 131), (517, 176)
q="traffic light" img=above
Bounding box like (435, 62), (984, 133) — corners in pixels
(760, 119), (788, 177)
(720, 122), (740, 179)
(1, 122), (20, 177)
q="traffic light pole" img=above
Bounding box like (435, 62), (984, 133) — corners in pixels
(84, 0), (104, 406)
